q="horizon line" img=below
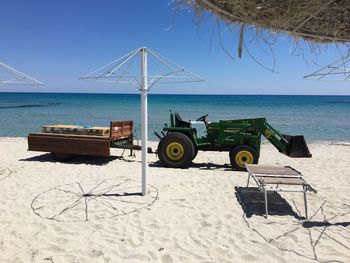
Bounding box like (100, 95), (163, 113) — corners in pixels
(0, 91), (349, 96)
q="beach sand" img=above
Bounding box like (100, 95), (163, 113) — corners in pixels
(0, 137), (349, 262)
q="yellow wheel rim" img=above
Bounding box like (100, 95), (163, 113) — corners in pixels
(235, 150), (254, 168)
(166, 142), (184, 161)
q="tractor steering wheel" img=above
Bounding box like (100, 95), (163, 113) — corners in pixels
(196, 114), (209, 126)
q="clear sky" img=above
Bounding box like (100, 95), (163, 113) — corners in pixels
(0, 0), (349, 95)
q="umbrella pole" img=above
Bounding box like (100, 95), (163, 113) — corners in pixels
(140, 48), (148, 196)
(80, 47), (203, 197)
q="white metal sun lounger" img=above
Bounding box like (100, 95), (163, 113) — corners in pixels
(245, 164), (317, 219)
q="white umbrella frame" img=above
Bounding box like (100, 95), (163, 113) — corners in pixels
(0, 61), (43, 85)
(304, 51), (350, 82)
(80, 47), (204, 196)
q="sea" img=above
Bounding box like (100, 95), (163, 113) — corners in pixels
(0, 92), (349, 143)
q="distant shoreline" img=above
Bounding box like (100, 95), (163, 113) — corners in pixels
(1, 92), (350, 96)
(2, 137), (350, 146)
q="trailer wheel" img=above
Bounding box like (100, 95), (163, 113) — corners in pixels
(229, 146), (258, 171)
(158, 132), (194, 168)
(51, 152), (73, 162)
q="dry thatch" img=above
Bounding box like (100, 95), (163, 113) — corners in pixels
(182, 0), (350, 43)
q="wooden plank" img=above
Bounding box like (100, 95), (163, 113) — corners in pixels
(256, 176), (307, 186)
(110, 120), (133, 140)
(246, 164), (300, 176)
(30, 132), (110, 140)
(28, 134), (110, 157)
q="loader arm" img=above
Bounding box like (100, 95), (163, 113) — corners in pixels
(261, 120), (312, 158)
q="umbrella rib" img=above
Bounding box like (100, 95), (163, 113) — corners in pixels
(95, 52), (135, 80)
(0, 61), (43, 84)
(148, 48), (203, 81)
(112, 52), (139, 84)
(105, 49), (139, 78)
(149, 69), (186, 88)
(148, 49), (182, 78)
(81, 48), (140, 79)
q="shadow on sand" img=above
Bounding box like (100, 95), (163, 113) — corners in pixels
(235, 186), (304, 220)
(19, 153), (136, 166)
(303, 220), (350, 228)
(190, 162), (233, 171)
(150, 161), (233, 171)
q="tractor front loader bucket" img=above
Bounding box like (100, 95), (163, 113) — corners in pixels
(282, 135), (312, 158)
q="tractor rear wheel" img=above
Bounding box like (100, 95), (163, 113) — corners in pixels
(229, 145), (258, 171)
(158, 132), (195, 168)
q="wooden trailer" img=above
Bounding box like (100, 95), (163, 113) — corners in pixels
(27, 120), (145, 160)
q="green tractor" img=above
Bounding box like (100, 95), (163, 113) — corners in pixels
(155, 112), (311, 170)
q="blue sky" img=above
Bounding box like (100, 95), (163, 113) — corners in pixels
(0, 0), (349, 95)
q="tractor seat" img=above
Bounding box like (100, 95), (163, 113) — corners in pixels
(175, 112), (190, 128)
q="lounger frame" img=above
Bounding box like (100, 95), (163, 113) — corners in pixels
(245, 164), (317, 219)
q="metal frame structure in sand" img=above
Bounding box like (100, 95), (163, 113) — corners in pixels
(246, 164), (317, 219)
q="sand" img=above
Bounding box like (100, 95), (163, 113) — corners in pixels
(0, 137), (349, 262)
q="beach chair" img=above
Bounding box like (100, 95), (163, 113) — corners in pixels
(245, 164), (317, 219)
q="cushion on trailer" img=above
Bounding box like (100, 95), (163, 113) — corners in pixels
(42, 124), (110, 136)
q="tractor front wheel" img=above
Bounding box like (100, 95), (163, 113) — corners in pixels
(158, 132), (195, 168)
(229, 145), (258, 171)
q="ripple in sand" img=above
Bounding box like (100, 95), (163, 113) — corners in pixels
(0, 168), (12, 181)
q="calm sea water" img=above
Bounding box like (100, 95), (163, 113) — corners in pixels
(0, 92), (349, 142)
